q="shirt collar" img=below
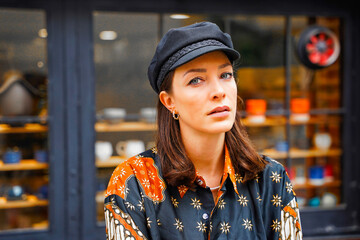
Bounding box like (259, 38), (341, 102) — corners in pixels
(177, 145), (241, 198)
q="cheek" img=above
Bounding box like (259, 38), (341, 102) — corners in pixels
(228, 83), (238, 104)
(174, 90), (203, 117)
(177, 94), (202, 113)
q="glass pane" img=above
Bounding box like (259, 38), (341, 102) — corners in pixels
(288, 16), (343, 209)
(94, 12), (344, 223)
(234, 16), (286, 113)
(93, 12), (159, 224)
(0, 8), (49, 231)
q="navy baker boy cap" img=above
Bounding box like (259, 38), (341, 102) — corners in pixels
(148, 21), (240, 93)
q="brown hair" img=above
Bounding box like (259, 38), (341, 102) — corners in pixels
(156, 70), (267, 188)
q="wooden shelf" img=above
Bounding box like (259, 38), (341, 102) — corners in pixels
(293, 180), (341, 190)
(95, 122), (156, 132)
(96, 156), (126, 168)
(0, 160), (48, 171)
(0, 197), (48, 209)
(0, 124), (47, 134)
(261, 148), (342, 159)
(242, 116), (341, 127)
(242, 117), (286, 127)
(94, 115), (341, 133)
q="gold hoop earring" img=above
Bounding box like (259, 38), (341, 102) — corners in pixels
(172, 110), (180, 120)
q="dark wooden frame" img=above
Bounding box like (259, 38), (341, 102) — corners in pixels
(0, 0), (359, 239)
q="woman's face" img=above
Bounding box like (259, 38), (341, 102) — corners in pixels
(161, 51), (238, 136)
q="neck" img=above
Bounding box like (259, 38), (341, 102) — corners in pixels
(180, 128), (225, 187)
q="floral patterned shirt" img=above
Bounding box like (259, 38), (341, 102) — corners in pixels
(104, 147), (302, 239)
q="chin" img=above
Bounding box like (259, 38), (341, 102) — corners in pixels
(203, 121), (234, 134)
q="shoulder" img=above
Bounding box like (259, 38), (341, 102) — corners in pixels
(258, 155), (296, 204)
(105, 148), (166, 202)
(262, 155), (288, 178)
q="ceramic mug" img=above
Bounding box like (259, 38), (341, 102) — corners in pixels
(116, 140), (145, 158)
(309, 166), (324, 185)
(314, 133), (332, 150)
(95, 141), (113, 161)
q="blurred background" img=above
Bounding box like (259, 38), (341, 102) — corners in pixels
(0, 0), (359, 239)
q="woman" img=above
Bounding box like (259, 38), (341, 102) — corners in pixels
(104, 21), (302, 240)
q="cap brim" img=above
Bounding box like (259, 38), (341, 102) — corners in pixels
(169, 46), (240, 71)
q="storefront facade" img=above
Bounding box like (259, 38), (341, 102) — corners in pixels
(0, 0), (359, 239)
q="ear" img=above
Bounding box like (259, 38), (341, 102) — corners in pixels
(159, 90), (175, 112)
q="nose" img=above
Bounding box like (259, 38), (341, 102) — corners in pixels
(210, 80), (226, 100)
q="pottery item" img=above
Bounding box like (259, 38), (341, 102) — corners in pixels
(324, 164), (334, 182)
(308, 197), (321, 207)
(116, 140), (145, 158)
(140, 108), (157, 123)
(7, 185), (25, 201)
(321, 192), (337, 207)
(35, 150), (48, 163)
(314, 132), (332, 150)
(309, 166), (324, 185)
(245, 99), (266, 123)
(102, 108), (126, 123)
(3, 149), (22, 164)
(0, 72), (40, 116)
(290, 98), (310, 122)
(294, 166), (306, 184)
(275, 141), (288, 152)
(95, 141), (113, 161)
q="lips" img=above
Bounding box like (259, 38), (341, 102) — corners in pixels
(208, 106), (230, 115)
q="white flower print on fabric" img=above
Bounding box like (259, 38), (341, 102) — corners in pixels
(174, 218), (184, 232)
(146, 217), (152, 229)
(220, 222), (231, 234)
(196, 221), (207, 232)
(125, 201), (135, 210)
(237, 194), (249, 207)
(171, 196), (179, 208)
(271, 194), (282, 207)
(270, 171), (282, 183)
(271, 219), (281, 232)
(242, 219), (253, 231)
(285, 182), (293, 194)
(218, 198), (226, 209)
(191, 198), (202, 210)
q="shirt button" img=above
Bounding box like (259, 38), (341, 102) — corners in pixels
(202, 213), (209, 220)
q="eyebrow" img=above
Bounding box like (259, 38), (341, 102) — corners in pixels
(183, 63), (232, 77)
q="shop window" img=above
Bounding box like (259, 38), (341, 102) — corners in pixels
(0, 8), (49, 231)
(93, 12), (343, 224)
(93, 12), (159, 223)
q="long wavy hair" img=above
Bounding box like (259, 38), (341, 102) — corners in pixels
(156, 70), (267, 188)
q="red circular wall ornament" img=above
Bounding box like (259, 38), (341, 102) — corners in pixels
(297, 25), (340, 69)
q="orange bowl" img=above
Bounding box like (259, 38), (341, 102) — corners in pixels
(246, 99), (266, 115)
(291, 98), (310, 113)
